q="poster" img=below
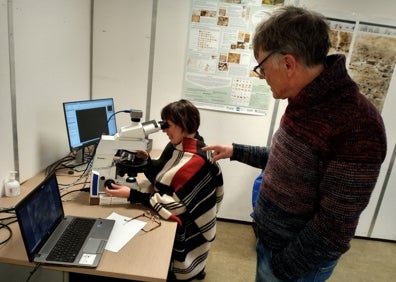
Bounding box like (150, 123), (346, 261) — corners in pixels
(183, 0), (284, 115)
(183, 1), (396, 115)
(328, 18), (396, 113)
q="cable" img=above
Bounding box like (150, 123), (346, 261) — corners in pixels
(26, 262), (42, 282)
(45, 153), (75, 176)
(44, 150), (92, 191)
(0, 215), (17, 222)
(0, 206), (15, 213)
(107, 109), (131, 124)
(58, 180), (90, 190)
(0, 212), (17, 247)
(61, 187), (90, 198)
(0, 222), (13, 245)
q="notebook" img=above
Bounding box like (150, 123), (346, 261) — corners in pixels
(15, 172), (115, 268)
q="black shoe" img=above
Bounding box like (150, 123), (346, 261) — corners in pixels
(195, 269), (206, 280)
(167, 269), (206, 281)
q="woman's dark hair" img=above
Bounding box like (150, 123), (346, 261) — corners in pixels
(161, 99), (201, 136)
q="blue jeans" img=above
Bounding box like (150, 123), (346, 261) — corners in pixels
(255, 239), (338, 282)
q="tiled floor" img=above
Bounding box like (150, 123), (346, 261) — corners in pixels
(205, 220), (396, 282)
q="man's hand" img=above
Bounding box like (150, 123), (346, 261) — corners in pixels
(202, 144), (233, 162)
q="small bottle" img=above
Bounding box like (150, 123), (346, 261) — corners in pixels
(5, 171), (20, 197)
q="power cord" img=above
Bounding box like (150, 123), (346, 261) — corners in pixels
(60, 187), (90, 198)
(0, 222), (13, 245)
(26, 262), (42, 282)
(0, 207), (16, 246)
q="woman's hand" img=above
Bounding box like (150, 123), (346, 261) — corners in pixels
(136, 150), (149, 160)
(104, 182), (131, 198)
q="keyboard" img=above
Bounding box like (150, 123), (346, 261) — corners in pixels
(46, 217), (96, 262)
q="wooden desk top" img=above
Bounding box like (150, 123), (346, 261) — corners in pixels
(0, 169), (176, 282)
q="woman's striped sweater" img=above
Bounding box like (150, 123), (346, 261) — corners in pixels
(129, 137), (224, 281)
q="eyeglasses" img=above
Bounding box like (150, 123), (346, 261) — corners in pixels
(124, 210), (162, 232)
(253, 51), (276, 77)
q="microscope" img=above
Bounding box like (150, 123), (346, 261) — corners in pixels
(90, 109), (164, 204)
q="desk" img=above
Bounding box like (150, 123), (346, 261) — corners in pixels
(0, 170), (177, 282)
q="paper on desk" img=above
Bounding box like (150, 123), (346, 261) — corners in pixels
(105, 212), (147, 252)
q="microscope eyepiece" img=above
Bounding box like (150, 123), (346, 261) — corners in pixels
(159, 121), (170, 130)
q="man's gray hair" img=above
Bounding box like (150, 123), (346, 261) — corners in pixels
(253, 6), (331, 67)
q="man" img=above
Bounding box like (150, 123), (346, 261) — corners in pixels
(203, 6), (387, 282)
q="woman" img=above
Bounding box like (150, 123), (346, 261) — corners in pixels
(105, 99), (224, 281)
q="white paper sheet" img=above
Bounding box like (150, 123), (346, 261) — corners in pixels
(105, 212), (147, 252)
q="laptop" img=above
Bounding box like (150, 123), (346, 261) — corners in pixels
(15, 172), (115, 267)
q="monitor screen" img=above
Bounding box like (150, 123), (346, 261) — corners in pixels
(63, 98), (117, 151)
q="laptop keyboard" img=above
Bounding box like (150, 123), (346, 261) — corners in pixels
(46, 217), (96, 262)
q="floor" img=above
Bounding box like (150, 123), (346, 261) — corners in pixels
(204, 220), (396, 282)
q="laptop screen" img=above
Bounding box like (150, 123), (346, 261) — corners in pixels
(15, 173), (64, 261)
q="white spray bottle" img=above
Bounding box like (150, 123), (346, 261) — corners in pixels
(5, 171), (20, 197)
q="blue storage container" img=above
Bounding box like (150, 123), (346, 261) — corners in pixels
(251, 171), (264, 218)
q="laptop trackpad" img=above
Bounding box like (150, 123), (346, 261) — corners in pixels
(83, 238), (106, 253)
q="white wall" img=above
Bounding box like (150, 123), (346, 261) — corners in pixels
(14, 0), (92, 181)
(0, 0), (92, 182)
(92, 0), (153, 128)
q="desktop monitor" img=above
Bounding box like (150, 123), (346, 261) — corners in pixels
(63, 98), (117, 165)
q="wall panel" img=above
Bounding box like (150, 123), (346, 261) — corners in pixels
(0, 0), (15, 193)
(12, 0), (91, 181)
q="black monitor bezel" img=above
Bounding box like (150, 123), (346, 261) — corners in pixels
(62, 98), (117, 152)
